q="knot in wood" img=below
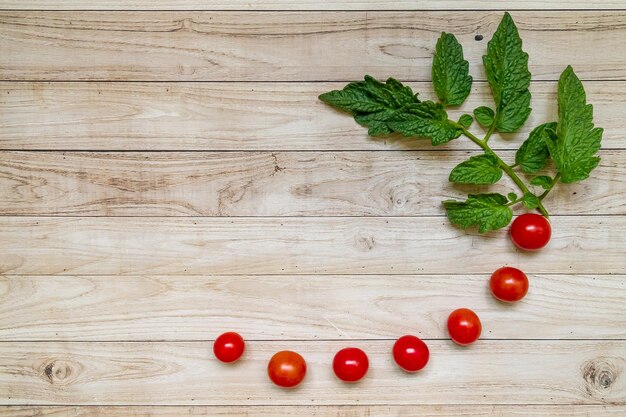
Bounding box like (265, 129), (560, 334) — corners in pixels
(354, 235), (375, 252)
(581, 357), (621, 397)
(42, 359), (77, 385)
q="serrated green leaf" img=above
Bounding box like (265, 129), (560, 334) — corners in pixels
(319, 76), (420, 136)
(530, 175), (553, 190)
(387, 101), (463, 145)
(458, 114), (474, 127)
(521, 192), (540, 209)
(507, 192), (518, 201)
(443, 193), (513, 233)
(483, 12), (532, 132)
(449, 153), (503, 185)
(515, 122), (557, 173)
(432, 32), (473, 106)
(473, 106), (495, 127)
(545, 66), (603, 183)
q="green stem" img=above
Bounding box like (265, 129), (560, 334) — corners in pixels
(505, 198), (522, 207)
(538, 173), (561, 201)
(483, 122), (496, 143)
(453, 123), (550, 218)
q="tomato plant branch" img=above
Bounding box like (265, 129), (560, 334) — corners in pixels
(538, 173), (561, 201)
(453, 123), (550, 217)
(483, 122), (497, 143)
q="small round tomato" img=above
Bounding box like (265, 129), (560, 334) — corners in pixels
(510, 213), (551, 251)
(332, 347), (369, 383)
(490, 266), (529, 303)
(267, 350), (307, 388)
(213, 332), (245, 363)
(447, 308), (482, 346)
(392, 335), (429, 372)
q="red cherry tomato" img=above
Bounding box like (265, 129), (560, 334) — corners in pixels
(213, 332), (245, 363)
(392, 335), (429, 372)
(332, 347), (369, 382)
(267, 350), (307, 388)
(510, 213), (551, 251)
(447, 308), (482, 346)
(490, 266), (529, 303)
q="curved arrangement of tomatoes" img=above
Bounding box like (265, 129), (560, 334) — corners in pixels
(393, 335), (430, 372)
(213, 332), (245, 363)
(447, 308), (482, 346)
(490, 266), (529, 303)
(267, 350), (307, 388)
(332, 347), (369, 383)
(510, 213), (551, 251)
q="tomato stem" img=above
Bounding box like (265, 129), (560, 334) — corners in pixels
(538, 173), (561, 201)
(453, 123), (550, 218)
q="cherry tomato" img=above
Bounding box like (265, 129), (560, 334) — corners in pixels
(447, 308), (482, 346)
(490, 266), (529, 303)
(510, 213), (551, 251)
(332, 347), (369, 383)
(392, 335), (429, 372)
(267, 350), (307, 388)
(213, 332), (245, 363)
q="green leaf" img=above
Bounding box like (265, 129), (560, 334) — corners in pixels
(507, 192), (518, 202)
(530, 175), (553, 190)
(432, 32), (473, 106)
(387, 101), (463, 145)
(545, 66), (603, 183)
(449, 153), (503, 185)
(319, 76), (419, 136)
(482, 12), (532, 132)
(521, 192), (540, 209)
(473, 106), (495, 127)
(515, 122), (557, 173)
(458, 114), (474, 127)
(443, 193), (513, 233)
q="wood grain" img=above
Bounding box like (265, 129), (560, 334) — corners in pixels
(1, 341), (624, 405)
(0, 216), (624, 275)
(2, 0), (625, 11)
(1, 81), (622, 151)
(0, 151), (623, 217)
(2, 405), (626, 417)
(1, 274), (624, 341)
(2, 12), (626, 81)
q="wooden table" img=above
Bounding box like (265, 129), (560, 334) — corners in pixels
(1, 1), (625, 416)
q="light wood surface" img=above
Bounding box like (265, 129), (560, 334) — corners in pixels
(2, 12), (626, 81)
(2, 1), (626, 11)
(1, 3), (625, 416)
(1, 81), (624, 151)
(3, 405), (626, 416)
(1, 341), (625, 405)
(0, 151), (623, 216)
(1, 274), (624, 341)
(1, 216), (624, 275)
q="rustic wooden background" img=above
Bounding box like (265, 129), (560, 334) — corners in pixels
(1, 1), (625, 416)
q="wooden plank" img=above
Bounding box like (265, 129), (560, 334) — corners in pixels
(0, 150), (622, 216)
(1, 341), (624, 405)
(2, 12), (626, 81)
(0, 81), (622, 151)
(2, 1), (626, 11)
(2, 405), (626, 417)
(0, 216), (624, 275)
(1, 274), (624, 341)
